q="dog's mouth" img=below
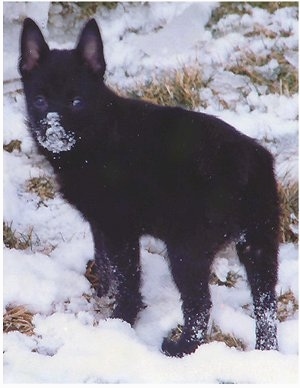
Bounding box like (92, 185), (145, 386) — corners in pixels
(36, 112), (76, 153)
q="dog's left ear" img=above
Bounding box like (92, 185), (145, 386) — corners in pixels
(76, 19), (106, 78)
(19, 18), (50, 74)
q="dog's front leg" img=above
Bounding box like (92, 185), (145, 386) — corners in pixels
(103, 235), (144, 326)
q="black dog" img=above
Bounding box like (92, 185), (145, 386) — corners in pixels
(19, 18), (280, 357)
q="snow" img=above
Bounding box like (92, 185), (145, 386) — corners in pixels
(277, 243), (299, 297)
(37, 112), (77, 153)
(4, 317), (298, 384)
(3, 249), (91, 315)
(129, 3), (214, 57)
(3, 1), (298, 384)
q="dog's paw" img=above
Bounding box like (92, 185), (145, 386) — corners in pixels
(161, 334), (201, 358)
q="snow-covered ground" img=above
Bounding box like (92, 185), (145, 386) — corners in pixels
(3, 1), (298, 384)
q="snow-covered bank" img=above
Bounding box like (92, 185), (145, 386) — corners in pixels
(3, 2), (298, 383)
(3, 318), (298, 383)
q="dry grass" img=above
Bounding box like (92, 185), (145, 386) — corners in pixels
(85, 260), (100, 290)
(244, 23), (278, 39)
(207, 2), (298, 29)
(227, 49), (298, 96)
(277, 290), (298, 322)
(76, 1), (118, 15)
(248, 2), (298, 13)
(126, 65), (206, 110)
(210, 270), (242, 288)
(3, 306), (35, 336)
(124, 51), (297, 116)
(278, 181), (298, 243)
(26, 176), (56, 201)
(168, 325), (184, 342)
(208, 324), (246, 350)
(168, 323), (246, 350)
(3, 222), (33, 250)
(206, 2), (251, 29)
(207, 2), (298, 97)
(244, 23), (293, 39)
(3, 139), (22, 153)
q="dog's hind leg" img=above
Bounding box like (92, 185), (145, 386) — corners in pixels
(236, 235), (278, 350)
(236, 152), (280, 350)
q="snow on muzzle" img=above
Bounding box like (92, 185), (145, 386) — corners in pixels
(37, 112), (76, 153)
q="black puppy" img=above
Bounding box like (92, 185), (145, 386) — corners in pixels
(19, 18), (280, 357)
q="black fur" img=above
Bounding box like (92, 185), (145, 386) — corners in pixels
(19, 18), (280, 357)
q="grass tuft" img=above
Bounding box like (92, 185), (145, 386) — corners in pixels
(278, 181), (298, 243)
(126, 65), (206, 110)
(248, 2), (298, 13)
(76, 1), (118, 13)
(169, 324), (246, 351)
(277, 290), (298, 322)
(210, 271), (242, 288)
(26, 176), (56, 201)
(207, 2), (298, 97)
(208, 324), (246, 350)
(207, 2), (298, 30)
(3, 222), (33, 250)
(227, 50), (298, 96)
(85, 260), (100, 290)
(3, 306), (35, 336)
(207, 2), (251, 29)
(3, 139), (22, 153)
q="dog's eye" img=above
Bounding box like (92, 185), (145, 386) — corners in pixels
(34, 95), (48, 109)
(71, 97), (84, 109)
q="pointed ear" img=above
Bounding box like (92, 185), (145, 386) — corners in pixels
(19, 18), (49, 74)
(76, 19), (106, 77)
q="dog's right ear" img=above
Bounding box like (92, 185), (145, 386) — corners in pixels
(19, 18), (49, 74)
(76, 19), (106, 78)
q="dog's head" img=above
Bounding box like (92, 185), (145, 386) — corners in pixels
(19, 18), (106, 155)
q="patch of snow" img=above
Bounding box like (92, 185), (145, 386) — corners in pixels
(3, 249), (91, 315)
(277, 243), (298, 297)
(3, 315), (298, 383)
(37, 112), (76, 153)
